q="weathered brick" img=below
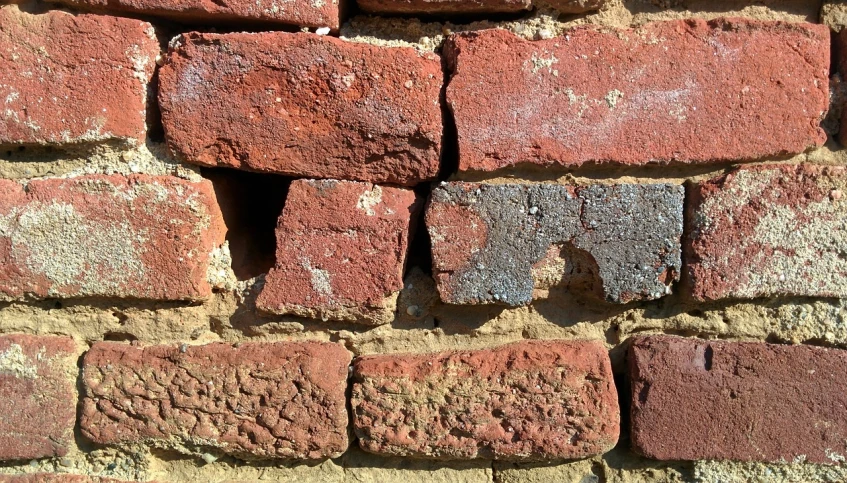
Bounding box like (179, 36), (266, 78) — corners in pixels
(444, 20), (829, 173)
(629, 335), (847, 464)
(426, 182), (683, 306)
(159, 32), (442, 186)
(687, 164), (847, 301)
(0, 7), (158, 147)
(50, 0), (339, 30)
(352, 340), (619, 461)
(256, 179), (420, 325)
(0, 334), (76, 461)
(81, 341), (351, 460)
(357, 0), (529, 15)
(0, 175), (225, 302)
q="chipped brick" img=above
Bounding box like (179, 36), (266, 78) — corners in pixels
(0, 175), (225, 302)
(687, 164), (847, 301)
(256, 179), (420, 325)
(0, 7), (158, 147)
(630, 335), (847, 464)
(0, 334), (76, 461)
(444, 20), (829, 173)
(159, 32), (442, 186)
(426, 182), (683, 306)
(81, 341), (351, 460)
(352, 340), (619, 461)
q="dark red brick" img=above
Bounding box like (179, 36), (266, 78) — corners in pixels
(256, 179), (420, 325)
(0, 334), (76, 461)
(0, 7), (158, 147)
(352, 340), (619, 461)
(358, 0), (528, 14)
(0, 175), (226, 302)
(81, 341), (351, 460)
(630, 335), (847, 464)
(159, 32), (442, 186)
(686, 164), (847, 301)
(50, 0), (339, 30)
(426, 182), (683, 306)
(444, 20), (829, 173)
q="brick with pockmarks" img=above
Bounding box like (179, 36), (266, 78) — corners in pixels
(0, 334), (76, 461)
(352, 340), (619, 461)
(159, 32), (442, 186)
(256, 179), (420, 325)
(687, 164), (847, 301)
(50, 0), (339, 30)
(357, 0), (529, 14)
(426, 182), (683, 306)
(444, 20), (829, 173)
(81, 341), (351, 460)
(629, 335), (847, 464)
(0, 7), (158, 147)
(0, 175), (225, 302)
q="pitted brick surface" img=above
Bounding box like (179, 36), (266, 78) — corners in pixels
(687, 164), (847, 301)
(352, 340), (619, 461)
(444, 20), (829, 173)
(630, 335), (847, 464)
(0, 175), (225, 302)
(0, 7), (158, 147)
(51, 0), (340, 30)
(426, 182), (683, 306)
(358, 0), (529, 14)
(159, 32), (442, 186)
(81, 341), (351, 460)
(256, 179), (420, 325)
(0, 334), (76, 461)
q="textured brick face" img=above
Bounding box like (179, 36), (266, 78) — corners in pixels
(0, 7), (158, 147)
(256, 179), (420, 325)
(81, 341), (351, 460)
(629, 336), (847, 464)
(159, 32), (442, 186)
(50, 0), (340, 30)
(444, 20), (829, 173)
(357, 0), (529, 14)
(0, 334), (76, 461)
(686, 164), (847, 301)
(352, 340), (619, 461)
(0, 175), (225, 302)
(426, 182), (683, 306)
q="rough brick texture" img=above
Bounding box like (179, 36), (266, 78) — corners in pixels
(0, 476), (145, 483)
(687, 164), (847, 301)
(630, 335), (847, 464)
(426, 182), (683, 306)
(357, 0), (529, 14)
(257, 179), (420, 325)
(0, 175), (225, 302)
(50, 0), (340, 30)
(81, 341), (351, 460)
(352, 340), (619, 461)
(0, 7), (158, 147)
(159, 32), (442, 186)
(0, 334), (76, 461)
(444, 20), (829, 173)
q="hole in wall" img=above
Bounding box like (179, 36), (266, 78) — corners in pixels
(202, 167), (290, 281)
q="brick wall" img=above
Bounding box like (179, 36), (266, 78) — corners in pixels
(0, 0), (846, 481)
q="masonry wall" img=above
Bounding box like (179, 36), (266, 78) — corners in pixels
(1, 0), (847, 482)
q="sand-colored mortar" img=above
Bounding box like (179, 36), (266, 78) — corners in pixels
(1, 0), (847, 481)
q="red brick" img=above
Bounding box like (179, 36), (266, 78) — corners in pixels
(0, 175), (225, 302)
(686, 164), (847, 301)
(444, 20), (829, 173)
(0, 7), (158, 147)
(0, 334), (76, 461)
(81, 341), (351, 460)
(50, 0), (339, 30)
(159, 32), (442, 186)
(357, 0), (529, 14)
(256, 179), (420, 325)
(352, 340), (619, 461)
(629, 335), (847, 464)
